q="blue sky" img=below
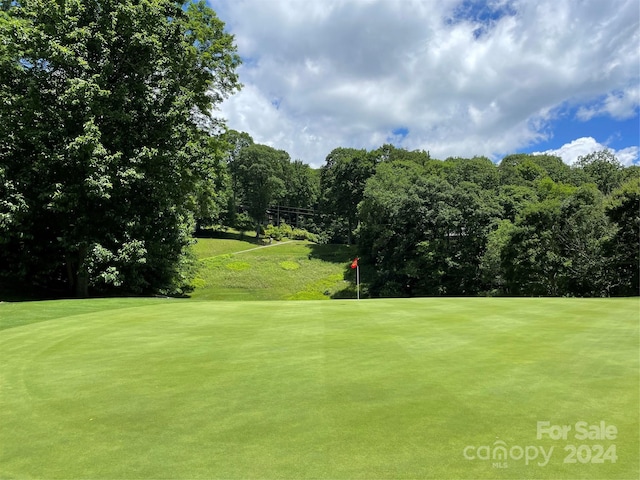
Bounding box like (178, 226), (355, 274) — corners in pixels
(211, 0), (639, 167)
(522, 105), (639, 162)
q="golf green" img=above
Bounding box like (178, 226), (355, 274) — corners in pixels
(1, 297), (638, 479)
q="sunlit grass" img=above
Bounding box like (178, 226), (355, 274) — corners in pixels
(189, 238), (357, 300)
(1, 297), (637, 479)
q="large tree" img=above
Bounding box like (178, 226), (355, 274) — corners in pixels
(281, 160), (319, 210)
(230, 143), (289, 236)
(319, 147), (377, 244)
(0, 0), (240, 296)
(442, 156), (500, 191)
(498, 153), (577, 186)
(574, 150), (624, 195)
(603, 178), (640, 296)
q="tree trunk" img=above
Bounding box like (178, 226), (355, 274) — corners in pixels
(76, 244), (89, 298)
(66, 245), (89, 298)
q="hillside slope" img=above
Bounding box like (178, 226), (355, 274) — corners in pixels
(190, 236), (357, 300)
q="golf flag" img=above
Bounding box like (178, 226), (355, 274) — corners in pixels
(351, 258), (360, 300)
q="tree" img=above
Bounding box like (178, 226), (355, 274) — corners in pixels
(480, 219), (517, 294)
(501, 183), (612, 296)
(220, 129), (253, 228)
(621, 165), (640, 184)
(0, 0), (241, 296)
(357, 160), (428, 296)
(527, 154), (574, 184)
(230, 144), (289, 235)
(499, 154), (543, 186)
(282, 160), (319, 210)
(574, 150), (624, 195)
(319, 147), (377, 244)
(496, 184), (538, 222)
(190, 135), (233, 233)
(604, 178), (640, 295)
(442, 156), (500, 191)
(498, 153), (574, 186)
(369, 143), (431, 166)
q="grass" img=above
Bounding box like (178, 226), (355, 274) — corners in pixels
(190, 237), (358, 300)
(190, 231), (263, 258)
(0, 233), (357, 303)
(1, 297), (638, 479)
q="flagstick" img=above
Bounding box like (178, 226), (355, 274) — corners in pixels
(356, 264), (360, 300)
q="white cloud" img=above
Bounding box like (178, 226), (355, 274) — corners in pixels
(576, 87), (640, 121)
(616, 147), (640, 166)
(534, 137), (639, 166)
(211, 0), (640, 167)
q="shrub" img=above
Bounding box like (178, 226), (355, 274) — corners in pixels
(263, 223), (318, 243)
(264, 224), (283, 241)
(279, 222), (293, 238)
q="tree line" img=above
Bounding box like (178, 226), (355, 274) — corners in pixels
(1, 0), (637, 298)
(348, 147), (638, 298)
(221, 138), (638, 298)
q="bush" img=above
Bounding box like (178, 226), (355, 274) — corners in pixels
(264, 224), (283, 241)
(264, 223), (318, 242)
(279, 222), (293, 238)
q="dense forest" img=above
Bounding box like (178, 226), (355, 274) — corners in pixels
(221, 137), (639, 298)
(1, 0), (638, 298)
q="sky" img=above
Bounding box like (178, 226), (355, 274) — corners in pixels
(209, 0), (640, 168)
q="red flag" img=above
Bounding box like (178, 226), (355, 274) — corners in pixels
(350, 257), (359, 269)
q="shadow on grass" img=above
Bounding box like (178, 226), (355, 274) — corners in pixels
(0, 283), (188, 303)
(307, 243), (357, 263)
(194, 227), (263, 245)
(330, 269), (372, 299)
(304, 243), (372, 299)
(0, 282), (72, 302)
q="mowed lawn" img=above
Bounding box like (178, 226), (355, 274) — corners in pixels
(0, 298), (638, 479)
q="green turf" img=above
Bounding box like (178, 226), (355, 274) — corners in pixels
(190, 235), (263, 258)
(1, 297), (637, 479)
(190, 239), (358, 300)
(0, 297), (162, 331)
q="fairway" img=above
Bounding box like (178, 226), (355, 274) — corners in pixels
(1, 298), (638, 479)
